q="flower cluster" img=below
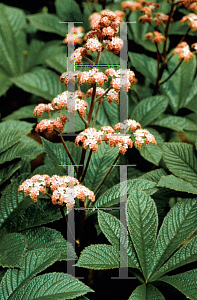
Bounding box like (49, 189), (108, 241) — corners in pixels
(18, 174), (95, 210)
(145, 31), (166, 44)
(105, 68), (137, 91)
(60, 71), (82, 86)
(173, 42), (195, 62)
(133, 129), (157, 149)
(33, 103), (54, 117)
(35, 115), (69, 133)
(63, 26), (84, 46)
(74, 120), (156, 154)
(77, 68), (108, 87)
(191, 43), (197, 52)
(70, 9), (124, 64)
(180, 13), (197, 31)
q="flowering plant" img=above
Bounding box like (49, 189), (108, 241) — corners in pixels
(0, 0), (197, 299)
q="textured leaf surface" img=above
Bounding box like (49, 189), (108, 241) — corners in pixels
(9, 272), (93, 300)
(12, 67), (66, 101)
(148, 198), (197, 279)
(45, 53), (67, 74)
(84, 142), (119, 191)
(23, 227), (77, 260)
(0, 161), (21, 186)
(154, 115), (197, 132)
(55, 0), (83, 22)
(150, 235), (197, 281)
(0, 72), (12, 97)
(87, 178), (157, 217)
(157, 175), (197, 194)
(0, 121), (34, 153)
(2, 105), (36, 120)
(128, 283), (165, 300)
(160, 55), (196, 113)
(27, 13), (67, 36)
(163, 143), (197, 187)
(160, 269), (197, 300)
(98, 211), (140, 269)
(130, 96), (168, 127)
(0, 233), (27, 268)
(138, 128), (163, 166)
(128, 189), (158, 279)
(75, 245), (121, 269)
(140, 168), (167, 183)
(0, 249), (61, 300)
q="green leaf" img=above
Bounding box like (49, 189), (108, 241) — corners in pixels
(9, 272), (93, 300)
(160, 55), (196, 113)
(55, 0), (83, 22)
(137, 128), (163, 166)
(128, 283), (165, 300)
(185, 77), (197, 112)
(130, 95), (168, 127)
(139, 168), (167, 183)
(0, 136), (43, 164)
(0, 174), (32, 230)
(157, 174), (197, 194)
(93, 98), (119, 129)
(75, 245), (121, 269)
(84, 142), (119, 191)
(163, 142), (197, 187)
(27, 13), (67, 36)
(0, 249), (61, 300)
(2, 105), (36, 121)
(0, 161), (21, 186)
(23, 227), (77, 260)
(0, 4), (26, 76)
(45, 53), (67, 74)
(0, 233), (27, 268)
(154, 115), (197, 131)
(150, 235), (197, 281)
(0, 120), (34, 153)
(87, 178), (157, 217)
(127, 189), (158, 279)
(159, 269), (197, 300)
(0, 72), (12, 97)
(128, 52), (159, 83)
(12, 67), (66, 101)
(98, 211), (140, 269)
(148, 198), (197, 279)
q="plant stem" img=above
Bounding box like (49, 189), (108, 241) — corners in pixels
(77, 148), (86, 181)
(160, 59), (183, 85)
(83, 56), (94, 65)
(94, 152), (120, 195)
(60, 206), (75, 242)
(58, 133), (78, 175)
(81, 149), (93, 183)
(91, 102), (101, 127)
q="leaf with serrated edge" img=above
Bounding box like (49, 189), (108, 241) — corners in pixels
(147, 198), (197, 280)
(0, 233), (27, 268)
(163, 143), (197, 187)
(98, 211), (140, 269)
(157, 175), (197, 194)
(75, 245), (121, 269)
(127, 189), (158, 280)
(128, 283), (165, 300)
(159, 269), (197, 300)
(150, 235), (197, 281)
(8, 272), (94, 300)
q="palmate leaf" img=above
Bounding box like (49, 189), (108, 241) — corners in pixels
(98, 211), (140, 269)
(84, 142), (119, 191)
(147, 198), (197, 280)
(127, 189), (158, 280)
(75, 245), (121, 269)
(8, 272), (93, 300)
(130, 96), (168, 127)
(157, 174), (197, 194)
(0, 121), (34, 154)
(163, 143), (197, 187)
(159, 269), (197, 300)
(12, 67), (66, 101)
(128, 283), (165, 300)
(150, 235), (197, 281)
(23, 227), (77, 261)
(86, 178), (157, 218)
(0, 233), (27, 268)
